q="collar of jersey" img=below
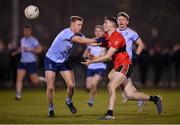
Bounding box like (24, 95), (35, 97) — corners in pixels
(118, 27), (128, 31)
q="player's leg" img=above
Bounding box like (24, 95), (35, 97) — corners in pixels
(15, 62), (27, 100)
(86, 76), (93, 91)
(88, 74), (102, 107)
(29, 73), (46, 85)
(122, 79), (162, 114)
(15, 69), (26, 100)
(44, 57), (57, 117)
(121, 78), (145, 111)
(45, 70), (56, 117)
(28, 62), (46, 85)
(107, 72), (126, 111)
(120, 78), (135, 103)
(128, 80), (145, 112)
(110, 68), (128, 103)
(121, 79), (150, 100)
(86, 76), (93, 105)
(60, 70), (77, 114)
(100, 70), (126, 119)
(108, 68), (115, 80)
(86, 69), (94, 91)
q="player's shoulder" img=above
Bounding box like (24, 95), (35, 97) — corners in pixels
(61, 28), (70, 33)
(28, 36), (39, 43)
(21, 37), (26, 41)
(126, 27), (138, 35)
(59, 28), (74, 36)
(75, 32), (84, 37)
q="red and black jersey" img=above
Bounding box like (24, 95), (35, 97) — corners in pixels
(104, 31), (131, 70)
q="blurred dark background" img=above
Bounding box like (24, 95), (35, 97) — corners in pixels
(0, 0), (179, 88)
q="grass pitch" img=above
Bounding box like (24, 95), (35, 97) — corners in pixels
(0, 88), (180, 124)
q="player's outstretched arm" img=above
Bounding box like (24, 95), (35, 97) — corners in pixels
(82, 47), (117, 65)
(71, 36), (96, 44)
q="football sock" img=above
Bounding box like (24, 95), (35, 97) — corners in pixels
(106, 110), (113, 116)
(16, 92), (21, 98)
(88, 98), (94, 104)
(66, 96), (72, 105)
(49, 103), (54, 111)
(149, 96), (158, 102)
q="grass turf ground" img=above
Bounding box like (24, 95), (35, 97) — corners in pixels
(0, 88), (180, 124)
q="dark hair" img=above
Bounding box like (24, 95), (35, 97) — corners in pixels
(24, 24), (32, 29)
(104, 17), (118, 27)
(117, 12), (129, 20)
(70, 16), (83, 22)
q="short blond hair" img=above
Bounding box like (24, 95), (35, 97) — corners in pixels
(117, 12), (129, 20)
(95, 25), (104, 30)
(70, 16), (83, 22)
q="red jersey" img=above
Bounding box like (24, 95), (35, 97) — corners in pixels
(104, 31), (131, 70)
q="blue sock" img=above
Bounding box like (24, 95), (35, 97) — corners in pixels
(16, 92), (21, 98)
(49, 103), (54, 111)
(138, 100), (144, 105)
(88, 98), (94, 104)
(66, 97), (72, 105)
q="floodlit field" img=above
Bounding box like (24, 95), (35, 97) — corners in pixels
(0, 88), (180, 124)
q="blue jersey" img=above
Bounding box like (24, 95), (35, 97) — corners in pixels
(20, 36), (39, 63)
(87, 46), (106, 70)
(117, 27), (139, 58)
(46, 28), (81, 63)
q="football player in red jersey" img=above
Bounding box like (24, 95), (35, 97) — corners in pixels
(82, 17), (162, 120)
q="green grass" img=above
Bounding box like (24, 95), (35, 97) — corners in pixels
(0, 88), (180, 124)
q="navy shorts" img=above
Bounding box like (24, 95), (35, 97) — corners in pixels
(44, 56), (72, 72)
(86, 68), (106, 77)
(18, 62), (38, 74)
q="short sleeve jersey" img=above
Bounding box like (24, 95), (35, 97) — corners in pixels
(104, 31), (131, 70)
(20, 36), (39, 63)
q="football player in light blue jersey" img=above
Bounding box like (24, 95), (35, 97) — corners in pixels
(117, 12), (145, 112)
(82, 25), (107, 107)
(13, 25), (46, 100)
(45, 16), (102, 117)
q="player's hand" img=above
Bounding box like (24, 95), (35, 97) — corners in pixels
(80, 57), (88, 63)
(81, 59), (92, 66)
(89, 42), (101, 46)
(88, 54), (95, 60)
(95, 37), (107, 43)
(95, 37), (107, 47)
(11, 52), (17, 56)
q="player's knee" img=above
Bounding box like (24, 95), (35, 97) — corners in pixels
(108, 74), (112, 80)
(16, 75), (24, 83)
(47, 85), (54, 92)
(125, 92), (134, 99)
(31, 79), (39, 85)
(68, 83), (74, 90)
(16, 78), (22, 84)
(91, 83), (97, 89)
